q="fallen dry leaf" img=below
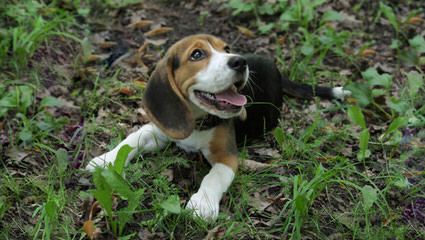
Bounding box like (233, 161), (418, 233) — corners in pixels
(203, 225), (225, 240)
(5, 147), (29, 162)
(240, 159), (271, 171)
(236, 25), (255, 37)
(113, 87), (135, 96)
(138, 42), (149, 54)
(100, 41), (117, 49)
(361, 49), (376, 56)
(133, 79), (146, 88)
(83, 220), (96, 239)
(127, 20), (153, 29)
(408, 17), (424, 24)
(86, 55), (103, 63)
(383, 212), (397, 226)
(145, 38), (168, 46)
(144, 27), (173, 37)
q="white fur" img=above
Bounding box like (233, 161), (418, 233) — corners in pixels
(175, 128), (215, 164)
(332, 87), (351, 100)
(186, 163), (235, 221)
(188, 44), (248, 119)
(86, 123), (168, 170)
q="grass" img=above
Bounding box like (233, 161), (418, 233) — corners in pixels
(1, 0), (425, 239)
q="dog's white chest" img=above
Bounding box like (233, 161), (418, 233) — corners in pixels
(175, 128), (215, 155)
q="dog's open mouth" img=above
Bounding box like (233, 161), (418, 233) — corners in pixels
(194, 88), (247, 112)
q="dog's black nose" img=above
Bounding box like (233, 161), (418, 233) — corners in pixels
(227, 56), (247, 73)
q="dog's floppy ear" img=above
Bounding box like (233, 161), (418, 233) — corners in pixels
(142, 53), (194, 139)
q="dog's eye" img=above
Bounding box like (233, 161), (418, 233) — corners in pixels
(224, 46), (231, 53)
(190, 49), (206, 61)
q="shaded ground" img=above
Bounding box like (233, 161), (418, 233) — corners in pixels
(1, 0), (425, 239)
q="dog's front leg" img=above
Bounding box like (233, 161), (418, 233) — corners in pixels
(186, 125), (238, 221)
(86, 122), (168, 170)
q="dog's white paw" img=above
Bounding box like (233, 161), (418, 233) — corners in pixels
(332, 87), (351, 100)
(186, 189), (219, 221)
(85, 154), (114, 171)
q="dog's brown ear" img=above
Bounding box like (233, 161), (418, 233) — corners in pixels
(142, 54), (194, 139)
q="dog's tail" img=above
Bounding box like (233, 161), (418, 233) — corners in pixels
(281, 76), (349, 100)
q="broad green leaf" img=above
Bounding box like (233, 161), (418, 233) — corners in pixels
(295, 193), (308, 214)
(301, 42), (314, 56)
(160, 195), (181, 214)
(362, 68), (392, 89)
(40, 96), (62, 107)
(0, 94), (17, 107)
(345, 82), (373, 107)
(405, 70), (424, 98)
(358, 129), (370, 160)
(93, 188), (112, 217)
(273, 127), (284, 148)
(55, 148), (69, 172)
(45, 198), (57, 219)
(357, 149), (371, 161)
(17, 85), (33, 111)
(347, 105), (366, 129)
(372, 89), (386, 97)
(321, 10), (343, 22)
(398, 49), (419, 67)
(409, 35), (425, 53)
(19, 130), (32, 144)
(389, 97), (410, 115)
(101, 169), (133, 197)
(383, 117), (408, 139)
(390, 39), (401, 49)
(113, 144), (134, 176)
(361, 185), (377, 211)
(379, 2), (398, 31)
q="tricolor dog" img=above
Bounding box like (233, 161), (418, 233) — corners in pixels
(87, 34), (350, 221)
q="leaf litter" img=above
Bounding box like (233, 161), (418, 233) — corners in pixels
(1, 0), (425, 239)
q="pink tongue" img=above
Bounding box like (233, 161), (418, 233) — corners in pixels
(215, 89), (247, 106)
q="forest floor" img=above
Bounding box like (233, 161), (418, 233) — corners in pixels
(1, 0), (425, 239)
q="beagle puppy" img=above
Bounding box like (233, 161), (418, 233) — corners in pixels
(86, 34), (349, 221)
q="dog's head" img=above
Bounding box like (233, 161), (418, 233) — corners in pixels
(142, 34), (248, 139)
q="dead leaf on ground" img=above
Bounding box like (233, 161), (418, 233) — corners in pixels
(138, 42), (149, 54)
(203, 225), (225, 240)
(113, 87), (135, 96)
(144, 27), (173, 37)
(236, 26), (255, 37)
(240, 159), (271, 171)
(83, 220), (96, 239)
(5, 148), (29, 162)
(408, 17), (424, 24)
(127, 20), (153, 29)
(361, 49), (377, 56)
(145, 38), (168, 46)
(253, 148), (280, 158)
(100, 41), (117, 49)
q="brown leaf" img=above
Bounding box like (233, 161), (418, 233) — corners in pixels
(236, 26), (255, 37)
(83, 220), (95, 239)
(144, 27), (173, 37)
(240, 159), (271, 171)
(138, 43), (149, 54)
(127, 20), (153, 29)
(5, 147), (29, 162)
(86, 55), (103, 63)
(361, 49), (376, 56)
(408, 17), (424, 24)
(133, 79), (147, 88)
(113, 87), (135, 96)
(100, 41), (117, 49)
(203, 225), (225, 240)
(383, 212), (397, 226)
